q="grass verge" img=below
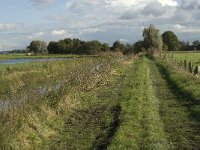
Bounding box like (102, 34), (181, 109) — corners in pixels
(149, 58), (200, 149)
(108, 57), (168, 150)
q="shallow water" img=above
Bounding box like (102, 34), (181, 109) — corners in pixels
(0, 81), (66, 110)
(0, 58), (68, 64)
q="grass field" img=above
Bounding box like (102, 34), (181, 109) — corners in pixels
(0, 52), (200, 149)
(168, 52), (200, 66)
(0, 53), (89, 60)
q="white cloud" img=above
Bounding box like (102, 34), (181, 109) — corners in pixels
(0, 24), (16, 30)
(105, 0), (141, 7)
(174, 24), (200, 33)
(119, 38), (129, 43)
(79, 28), (103, 35)
(174, 24), (186, 30)
(66, 0), (104, 10)
(0, 23), (25, 31)
(30, 0), (57, 9)
(105, 0), (177, 7)
(3, 0), (200, 51)
(182, 29), (200, 33)
(45, 0), (199, 45)
(51, 30), (66, 35)
(157, 0), (177, 6)
(28, 32), (45, 39)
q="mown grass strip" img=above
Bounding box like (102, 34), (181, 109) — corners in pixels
(154, 59), (200, 120)
(149, 58), (200, 149)
(108, 57), (168, 150)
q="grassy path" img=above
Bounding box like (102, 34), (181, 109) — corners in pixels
(2, 55), (199, 149)
(108, 57), (168, 149)
(108, 57), (200, 149)
(149, 59), (200, 149)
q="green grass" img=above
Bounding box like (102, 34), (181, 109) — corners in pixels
(108, 56), (200, 149)
(108, 57), (168, 150)
(149, 58), (200, 149)
(154, 58), (200, 119)
(0, 53), (91, 60)
(167, 52), (200, 67)
(0, 52), (133, 149)
(1, 53), (200, 149)
(0, 57), (103, 149)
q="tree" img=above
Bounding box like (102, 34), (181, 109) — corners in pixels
(179, 41), (190, 51)
(72, 38), (82, 53)
(101, 43), (110, 51)
(47, 38), (112, 55)
(134, 40), (146, 54)
(162, 31), (180, 51)
(63, 38), (74, 53)
(192, 40), (200, 46)
(192, 40), (200, 50)
(112, 41), (125, 51)
(27, 40), (48, 54)
(57, 40), (66, 54)
(123, 43), (134, 54)
(85, 40), (102, 55)
(48, 41), (59, 54)
(143, 24), (163, 56)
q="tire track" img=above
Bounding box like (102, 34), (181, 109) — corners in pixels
(108, 57), (168, 149)
(149, 59), (200, 149)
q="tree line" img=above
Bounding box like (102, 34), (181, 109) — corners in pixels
(27, 39), (134, 55)
(27, 25), (200, 55)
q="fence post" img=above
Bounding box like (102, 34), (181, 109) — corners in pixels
(194, 66), (200, 75)
(180, 60), (183, 67)
(184, 60), (187, 70)
(188, 62), (193, 73)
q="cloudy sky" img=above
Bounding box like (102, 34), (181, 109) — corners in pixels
(0, 0), (200, 50)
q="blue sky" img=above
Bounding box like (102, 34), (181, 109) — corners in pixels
(0, 0), (200, 51)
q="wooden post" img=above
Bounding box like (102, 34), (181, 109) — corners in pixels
(180, 60), (183, 67)
(184, 60), (187, 70)
(188, 62), (193, 73)
(194, 66), (200, 75)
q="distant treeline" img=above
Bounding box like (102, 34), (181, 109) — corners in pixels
(47, 38), (138, 55)
(24, 29), (200, 55)
(10, 49), (28, 53)
(26, 38), (136, 55)
(47, 39), (110, 55)
(179, 40), (200, 51)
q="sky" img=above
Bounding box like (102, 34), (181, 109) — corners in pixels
(0, 0), (200, 51)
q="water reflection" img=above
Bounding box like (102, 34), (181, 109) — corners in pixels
(0, 58), (67, 64)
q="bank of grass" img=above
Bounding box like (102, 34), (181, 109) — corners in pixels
(149, 58), (200, 149)
(167, 52), (200, 67)
(155, 58), (200, 111)
(0, 53), (91, 60)
(0, 52), (133, 149)
(153, 58), (200, 136)
(108, 57), (168, 150)
(0, 57), (101, 149)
